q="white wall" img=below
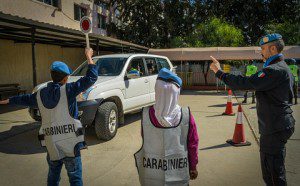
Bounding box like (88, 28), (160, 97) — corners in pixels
(0, 0), (93, 31)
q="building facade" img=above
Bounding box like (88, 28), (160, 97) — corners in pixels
(0, 0), (146, 93)
(0, 0), (118, 36)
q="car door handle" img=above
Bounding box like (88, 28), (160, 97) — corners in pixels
(144, 79), (149, 83)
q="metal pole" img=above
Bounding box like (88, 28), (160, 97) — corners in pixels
(85, 33), (90, 49)
(31, 27), (37, 87)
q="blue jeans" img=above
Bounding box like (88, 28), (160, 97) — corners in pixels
(47, 154), (83, 186)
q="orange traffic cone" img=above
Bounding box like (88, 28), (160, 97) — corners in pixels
(222, 89), (235, 116)
(226, 104), (251, 147)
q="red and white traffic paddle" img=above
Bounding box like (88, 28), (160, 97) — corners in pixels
(80, 16), (92, 49)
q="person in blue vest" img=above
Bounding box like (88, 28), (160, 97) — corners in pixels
(210, 33), (295, 186)
(0, 48), (98, 186)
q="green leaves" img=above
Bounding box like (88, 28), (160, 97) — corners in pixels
(109, 0), (299, 48)
(171, 18), (244, 47)
(265, 21), (300, 45)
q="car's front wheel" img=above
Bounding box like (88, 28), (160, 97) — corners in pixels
(94, 102), (118, 141)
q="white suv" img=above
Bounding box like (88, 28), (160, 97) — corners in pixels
(29, 54), (174, 140)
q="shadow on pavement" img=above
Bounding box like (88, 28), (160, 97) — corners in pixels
(0, 123), (46, 155)
(121, 111), (142, 127)
(181, 90), (228, 96)
(84, 126), (107, 146)
(0, 124), (108, 155)
(0, 112), (142, 155)
(199, 143), (231, 150)
(206, 114), (227, 117)
(85, 112), (141, 145)
(208, 103), (239, 107)
(0, 105), (28, 114)
(0, 122), (40, 141)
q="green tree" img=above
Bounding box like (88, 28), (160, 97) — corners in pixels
(171, 18), (244, 47)
(162, 0), (195, 47)
(265, 21), (300, 45)
(110, 0), (299, 47)
(199, 0), (269, 45)
(170, 18), (244, 85)
(110, 0), (196, 48)
(110, 0), (164, 48)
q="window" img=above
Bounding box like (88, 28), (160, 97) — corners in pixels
(145, 58), (159, 75)
(38, 0), (59, 8)
(156, 58), (171, 71)
(74, 4), (87, 21)
(94, 0), (108, 10)
(126, 58), (146, 77)
(97, 13), (107, 29)
(72, 57), (128, 76)
(97, 58), (127, 76)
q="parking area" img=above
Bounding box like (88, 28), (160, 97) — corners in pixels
(0, 91), (271, 186)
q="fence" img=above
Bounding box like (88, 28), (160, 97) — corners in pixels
(174, 61), (264, 89)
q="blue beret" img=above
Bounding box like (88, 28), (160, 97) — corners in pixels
(50, 61), (72, 75)
(157, 68), (182, 88)
(259, 33), (282, 46)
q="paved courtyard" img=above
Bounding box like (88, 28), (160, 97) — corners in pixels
(1, 91), (297, 185)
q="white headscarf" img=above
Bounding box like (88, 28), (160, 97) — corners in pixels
(154, 80), (181, 127)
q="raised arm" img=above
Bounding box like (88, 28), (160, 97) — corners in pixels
(210, 56), (280, 91)
(66, 48), (98, 98)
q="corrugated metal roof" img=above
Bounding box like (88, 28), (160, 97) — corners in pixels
(0, 12), (148, 52)
(149, 46), (300, 61)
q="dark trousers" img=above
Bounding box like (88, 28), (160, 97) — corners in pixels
(260, 128), (294, 186)
(293, 82), (298, 104)
(243, 91), (255, 103)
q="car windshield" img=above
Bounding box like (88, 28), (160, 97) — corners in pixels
(72, 57), (128, 76)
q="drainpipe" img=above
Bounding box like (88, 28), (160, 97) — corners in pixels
(31, 27), (37, 87)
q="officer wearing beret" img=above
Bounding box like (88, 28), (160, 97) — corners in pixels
(210, 33), (295, 186)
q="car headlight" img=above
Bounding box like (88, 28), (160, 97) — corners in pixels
(77, 86), (96, 101)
